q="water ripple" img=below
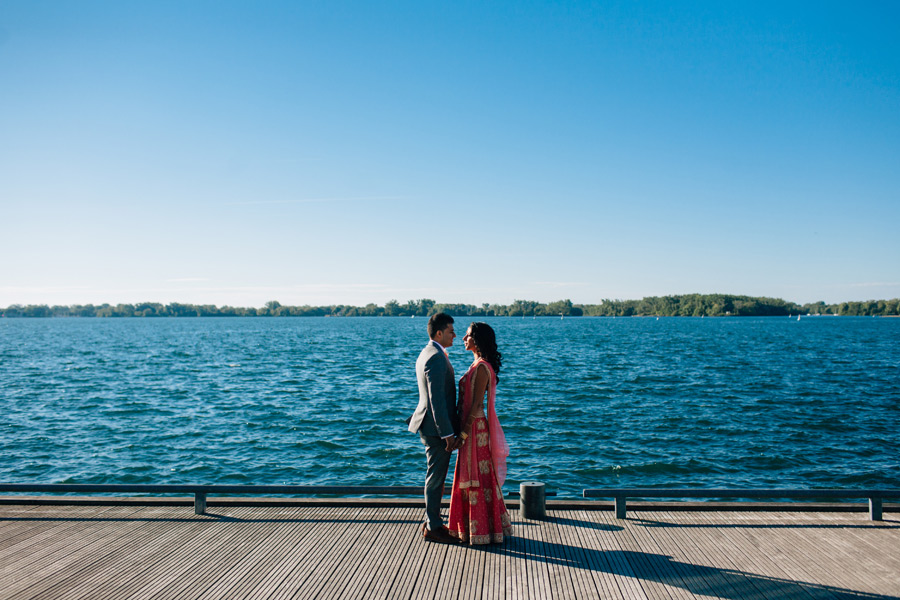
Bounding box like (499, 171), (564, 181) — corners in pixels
(1, 316), (898, 497)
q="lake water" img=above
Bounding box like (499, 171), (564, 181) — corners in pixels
(1, 316), (898, 498)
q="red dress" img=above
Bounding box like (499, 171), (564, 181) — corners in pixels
(448, 359), (513, 544)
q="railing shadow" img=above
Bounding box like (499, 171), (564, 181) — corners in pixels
(541, 515), (624, 531)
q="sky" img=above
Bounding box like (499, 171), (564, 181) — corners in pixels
(1, 1), (898, 308)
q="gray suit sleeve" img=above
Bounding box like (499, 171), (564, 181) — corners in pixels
(424, 353), (454, 437)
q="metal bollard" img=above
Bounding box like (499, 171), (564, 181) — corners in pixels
(194, 492), (207, 515)
(870, 497), (883, 521)
(520, 481), (546, 520)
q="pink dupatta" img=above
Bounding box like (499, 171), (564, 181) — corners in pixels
(462, 359), (509, 487)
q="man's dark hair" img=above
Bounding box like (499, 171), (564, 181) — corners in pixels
(427, 312), (454, 338)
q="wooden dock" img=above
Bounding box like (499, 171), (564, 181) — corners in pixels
(0, 501), (897, 599)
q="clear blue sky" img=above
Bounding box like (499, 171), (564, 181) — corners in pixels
(2, 1), (898, 307)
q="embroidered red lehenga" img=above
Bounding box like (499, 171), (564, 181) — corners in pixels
(448, 359), (513, 544)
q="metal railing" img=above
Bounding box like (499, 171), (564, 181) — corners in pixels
(0, 484), (439, 515)
(3, 484), (896, 520)
(582, 488), (900, 520)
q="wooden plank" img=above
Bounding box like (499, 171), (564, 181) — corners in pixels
(687, 510), (817, 600)
(323, 505), (415, 600)
(439, 535), (467, 600)
(214, 505), (330, 600)
(38, 507), (236, 600)
(2, 512), (156, 598)
(740, 510), (899, 595)
(522, 512), (549, 600)
(0, 504), (898, 600)
(0, 507), (158, 598)
(663, 509), (899, 599)
(0, 505), (138, 561)
(407, 526), (450, 600)
(550, 511), (597, 599)
(459, 533), (488, 600)
(536, 512), (578, 599)
(481, 537), (498, 600)
(840, 519), (900, 581)
(585, 510), (650, 600)
(554, 509), (624, 599)
(723, 509), (852, 594)
(193, 505), (321, 600)
(0, 504), (82, 549)
(127, 506), (286, 600)
(635, 509), (763, 600)
(610, 511), (694, 600)
(360, 507), (425, 600)
(431, 533), (463, 600)
(381, 508), (443, 600)
(337, 505), (409, 599)
(274, 505), (371, 600)
(248, 505), (361, 600)
(508, 510), (527, 600)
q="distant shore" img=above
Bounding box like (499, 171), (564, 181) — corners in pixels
(2, 294), (898, 318)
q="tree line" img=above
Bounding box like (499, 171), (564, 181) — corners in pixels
(2, 295), (899, 318)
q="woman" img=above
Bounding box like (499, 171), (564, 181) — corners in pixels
(448, 322), (513, 544)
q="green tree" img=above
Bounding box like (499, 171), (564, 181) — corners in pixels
(384, 300), (400, 316)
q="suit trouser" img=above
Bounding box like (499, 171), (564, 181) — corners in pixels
(421, 434), (452, 530)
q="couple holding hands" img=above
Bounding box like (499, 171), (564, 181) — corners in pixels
(407, 313), (513, 545)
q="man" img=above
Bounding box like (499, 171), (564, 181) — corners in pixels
(407, 312), (461, 544)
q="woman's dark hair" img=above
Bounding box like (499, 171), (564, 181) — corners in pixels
(469, 322), (502, 380)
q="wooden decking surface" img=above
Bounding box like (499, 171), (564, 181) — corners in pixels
(0, 502), (897, 599)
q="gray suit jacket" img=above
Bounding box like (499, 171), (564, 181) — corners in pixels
(408, 341), (458, 437)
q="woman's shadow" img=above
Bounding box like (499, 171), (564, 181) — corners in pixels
(475, 518), (898, 600)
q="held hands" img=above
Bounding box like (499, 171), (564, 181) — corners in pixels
(445, 436), (464, 452)
(444, 433), (468, 452)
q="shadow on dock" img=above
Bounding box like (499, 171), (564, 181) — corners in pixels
(483, 537), (900, 600)
(631, 516), (900, 530)
(1, 505), (897, 599)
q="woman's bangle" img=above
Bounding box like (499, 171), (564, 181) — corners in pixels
(460, 432), (469, 440)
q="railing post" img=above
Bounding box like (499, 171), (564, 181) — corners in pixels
(615, 495), (627, 519)
(195, 492), (207, 515)
(869, 497), (882, 521)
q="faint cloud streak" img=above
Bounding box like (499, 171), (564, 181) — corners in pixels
(225, 196), (408, 206)
(532, 281), (588, 288)
(848, 282), (900, 288)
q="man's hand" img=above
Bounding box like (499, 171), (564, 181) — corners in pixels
(445, 436), (461, 452)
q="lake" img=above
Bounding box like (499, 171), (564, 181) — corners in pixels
(1, 316), (898, 497)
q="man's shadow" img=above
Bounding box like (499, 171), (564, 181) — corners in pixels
(475, 521), (899, 600)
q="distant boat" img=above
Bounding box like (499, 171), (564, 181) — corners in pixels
(797, 315), (801, 321)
